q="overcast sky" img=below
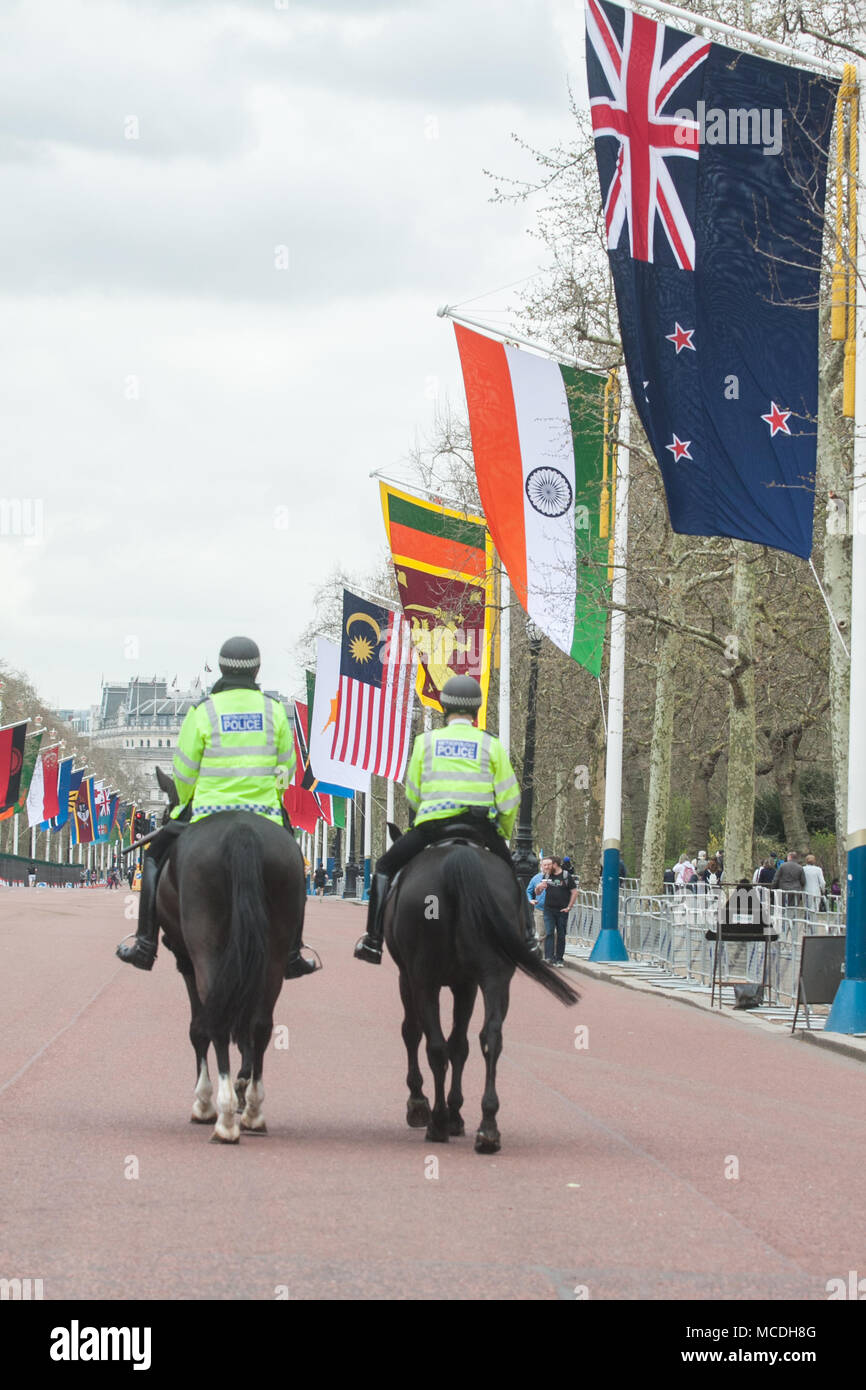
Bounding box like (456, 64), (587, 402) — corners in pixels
(0, 0), (589, 711)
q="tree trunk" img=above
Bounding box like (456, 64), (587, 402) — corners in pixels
(639, 626), (682, 894)
(817, 362), (851, 881)
(771, 731), (809, 853)
(580, 717), (605, 887)
(689, 749), (721, 854)
(622, 740), (647, 878)
(723, 543), (757, 883)
(554, 768), (570, 857)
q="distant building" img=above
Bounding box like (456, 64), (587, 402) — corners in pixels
(53, 708), (93, 736)
(89, 677), (292, 815)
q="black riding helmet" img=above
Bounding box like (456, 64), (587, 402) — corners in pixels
(440, 674), (483, 716)
(218, 636), (261, 678)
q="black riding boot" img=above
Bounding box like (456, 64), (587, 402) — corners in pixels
(116, 855), (160, 970)
(284, 947), (319, 979)
(523, 897), (542, 957)
(354, 873), (390, 964)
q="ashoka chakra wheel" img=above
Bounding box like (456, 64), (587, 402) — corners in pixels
(525, 466), (572, 518)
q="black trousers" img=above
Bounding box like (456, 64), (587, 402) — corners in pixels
(375, 814), (513, 877)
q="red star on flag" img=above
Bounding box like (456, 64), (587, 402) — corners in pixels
(761, 402), (792, 436)
(665, 323), (695, 354)
(666, 434), (692, 462)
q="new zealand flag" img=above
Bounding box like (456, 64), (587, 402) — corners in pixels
(585, 0), (838, 558)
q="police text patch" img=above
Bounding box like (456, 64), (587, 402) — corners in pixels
(435, 738), (478, 760)
(221, 713), (264, 733)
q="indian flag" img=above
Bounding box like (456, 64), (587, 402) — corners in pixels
(454, 323), (613, 676)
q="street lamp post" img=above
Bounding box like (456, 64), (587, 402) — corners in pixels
(511, 621), (542, 894)
(343, 793), (361, 898)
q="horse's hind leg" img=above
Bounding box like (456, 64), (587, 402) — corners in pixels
(180, 964), (216, 1124)
(400, 971), (431, 1129)
(421, 991), (450, 1144)
(446, 982), (477, 1137)
(235, 1049), (252, 1113)
(212, 1035), (240, 1144)
(475, 978), (510, 1155)
(240, 1016), (272, 1134)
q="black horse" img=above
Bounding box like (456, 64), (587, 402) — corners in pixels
(153, 768), (306, 1142)
(384, 831), (580, 1154)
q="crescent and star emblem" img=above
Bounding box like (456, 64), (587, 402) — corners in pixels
(346, 611), (381, 665)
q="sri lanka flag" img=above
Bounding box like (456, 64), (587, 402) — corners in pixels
(585, 0), (838, 558)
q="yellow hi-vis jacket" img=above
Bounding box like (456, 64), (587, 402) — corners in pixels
(170, 688), (295, 824)
(404, 717), (520, 839)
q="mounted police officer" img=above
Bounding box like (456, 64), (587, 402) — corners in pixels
(354, 673), (539, 964)
(116, 636), (318, 980)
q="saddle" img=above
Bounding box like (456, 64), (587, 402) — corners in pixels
(390, 822), (489, 894)
(422, 821), (490, 852)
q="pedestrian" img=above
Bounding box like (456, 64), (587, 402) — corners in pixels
(313, 864), (327, 898)
(771, 852), (806, 910)
(27, 861), (37, 888)
(540, 857), (578, 966)
(704, 856), (722, 888)
(675, 854), (696, 892)
(663, 864), (676, 895)
(802, 854), (826, 915)
(527, 856), (552, 947)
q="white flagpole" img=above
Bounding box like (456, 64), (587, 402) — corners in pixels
(827, 59), (866, 1032)
(438, 306), (609, 376)
(499, 570), (511, 755)
(591, 380), (631, 961)
(628, 0), (840, 76)
(386, 778), (395, 831)
(364, 788), (373, 898)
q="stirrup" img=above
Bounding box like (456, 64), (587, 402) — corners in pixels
(116, 934), (158, 971)
(353, 933), (383, 965)
(284, 947), (322, 980)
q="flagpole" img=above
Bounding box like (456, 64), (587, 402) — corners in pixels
(827, 59), (866, 1032)
(631, 0), (841, 76)
(590, 380), (631, 963)
(363, 789), (372, 898)
(499, 570), (511, 756)
(437, 306), (609, 377)
(386, 777), (395, 830)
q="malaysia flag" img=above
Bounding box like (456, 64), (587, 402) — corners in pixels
(585, 0), (838, 558)
(331, 590), (418, 781)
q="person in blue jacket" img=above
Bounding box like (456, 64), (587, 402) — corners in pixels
(526, 856), (553, 951)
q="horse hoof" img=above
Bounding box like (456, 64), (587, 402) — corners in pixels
(474, 1132), (501, 1155)
(425, 1124), (449, 1144)
(448, 1117), (465, 1137)
(210, 1128), (241, 1144)
(406, 1099), (431, 1128)
(190, 1111), (217, 1125)
(240, 1117), (267, 1134)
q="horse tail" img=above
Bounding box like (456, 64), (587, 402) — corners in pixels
(201, 819), (270, 1043)
(445, 846), (580, 1007)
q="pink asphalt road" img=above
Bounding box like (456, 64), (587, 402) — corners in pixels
(1, 887), (864, 1302)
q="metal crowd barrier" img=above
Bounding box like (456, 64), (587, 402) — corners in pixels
(566, 885), (846, 1007)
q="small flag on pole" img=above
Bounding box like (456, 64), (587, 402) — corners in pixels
(331, 590), (417, 780)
